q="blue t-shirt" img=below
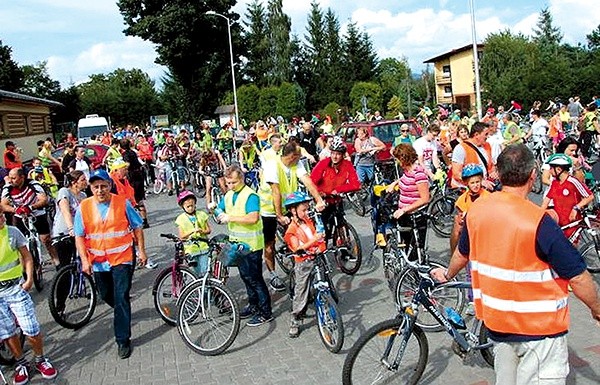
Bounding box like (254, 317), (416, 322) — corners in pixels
(74, 198), (143, 272)
(217, 188), (260, 214)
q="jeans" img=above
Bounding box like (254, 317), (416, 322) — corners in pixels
(94, 264), (134, 346)
(356, 164), (374, 184)
(237, 250), (272, 318)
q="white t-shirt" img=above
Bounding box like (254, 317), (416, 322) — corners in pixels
(412, 137), (437, 171)
(487, 131), (504, 163)
(262, 159), (307, 217)
(530, 118), (549, 138)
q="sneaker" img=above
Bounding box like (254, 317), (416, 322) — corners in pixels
(246, 314), (274, 327)
(145, 259), (158, 269)
(14, 364), (29, 385)
(465, 302), (475, 316)
(375, 233), (387, 247)
(168, 190), (174, 196)
(118, 343), (132, 359)
(269, 275), (286, 292)
(289, 318), (300, 338)
(240, 305), (257, 319)
(35, 358), (57, 380)
(142, 220), (150, 229)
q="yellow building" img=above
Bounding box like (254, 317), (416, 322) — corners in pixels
(0, 89), (63, 162)
(424, 43), (484, 111)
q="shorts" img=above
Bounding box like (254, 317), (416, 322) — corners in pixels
(14, 214), (51, 236)
(0, 284), (40, 339)
(131, 178), (145, 203)
(262, 216), (277, 244)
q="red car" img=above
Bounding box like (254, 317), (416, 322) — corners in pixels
(336, 119), (422, 161)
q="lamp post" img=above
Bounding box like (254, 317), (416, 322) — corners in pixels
(205, 11), (239, 133)
(469, 0), (482, 120)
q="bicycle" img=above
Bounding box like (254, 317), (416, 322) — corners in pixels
(560, 208), (600, 273)
(287, 249), (344, 353)
(346, 160), (398, 217)
(15, 214), (44, 292)
(526, 136), (551, 194)
(152, 163), (167, 195)
(243, 164), (260, 191)
(205, 167), (226, 223)
(427, 167), (461, 238)
(342, 265), (493, 385)
(187, 161), (206, 197)
(48, 235), (97, 329)
(174, 235), (240, 356)
(152, 233), (215, 326)
(167, 158), (190, 196)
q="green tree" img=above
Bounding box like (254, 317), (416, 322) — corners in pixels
(160, 71), (190, 123)
(243, 0), (270, 86)
(321, 9), (345, 106)
(342, 23), (378, 83)
(258, 86), (279, 119)
(302, 1), (327, 110)
(376, 57), (411, 112)
(587, 24), (600, 50)
(321, 101), (341, 124)
(118, 0), (243, 119)
(19, 61), (61, 99)
(349, 82), (382, 113)
(276, 82), (305, 119)
(387, 95), (402, 119)
(53, 85), (81, 125)
(236, 84), (261, 122)
(0, 40), (24, 92)
(532, 7), (563, 47)
(266, 0), (292, 85)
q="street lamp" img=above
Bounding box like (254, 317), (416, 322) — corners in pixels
(205, 10), (240, 133)
(469, 0), (482, 120)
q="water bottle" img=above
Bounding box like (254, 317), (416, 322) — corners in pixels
(213, 207), (224, 223)
(236, 242), (250, 256)
(444, 307), (466, 330)
(314, 212), (325, 235)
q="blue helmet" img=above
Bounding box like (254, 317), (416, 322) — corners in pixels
(284, 191), (312, 208)
(461, 163), (484, 180)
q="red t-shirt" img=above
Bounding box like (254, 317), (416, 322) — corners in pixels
(546, 176), (591, 228)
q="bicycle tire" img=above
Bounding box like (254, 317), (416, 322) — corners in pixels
(333, 223), (362, 275)
(48, 264), (97, 329)
(0, 329), (24, 366)
(427, 196), (456, 238)
(347, 192), (367, 217)
(342, 317), (428, 385)
(531, 160), (543, 194)
(579, 240), (600, 273)
(30, 240), (44, 292)
(315, 291), (344, 353)
(478, 321), (495, 367)
(274, 227), (294, 275)
(153, 178), (164, 195)
(176, 279), (240, 356)
(152, 266), (198, 326)
(394, 260), (465, 332)
(193, 173), (207, 198)
(382, 235), (403, 292)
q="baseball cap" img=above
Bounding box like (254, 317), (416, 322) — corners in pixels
(89, 169), (112, 183)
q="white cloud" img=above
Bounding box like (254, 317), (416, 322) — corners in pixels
(46, 36), (166, 87)
(549, 0), (600, 43)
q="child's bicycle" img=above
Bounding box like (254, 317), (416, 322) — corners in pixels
(342, 264), (493, 385)
(173, 234), (241, 356)
(48, 235), (98, 329)
(14, 213), (44, 292)
(287, 248), (344, 353)
(152, 163), (167, 195)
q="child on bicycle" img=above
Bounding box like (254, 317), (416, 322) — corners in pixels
(541, 154), (593, 240)
(175, 190), (211, 275)
(283, 191), (326, 338)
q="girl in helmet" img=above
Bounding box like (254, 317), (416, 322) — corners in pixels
(174, 190), (212, 274)
(541, 154), (593, 239)
(282, 191), (326, 338)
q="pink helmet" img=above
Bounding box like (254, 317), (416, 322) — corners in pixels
(177, 190), (196, 206)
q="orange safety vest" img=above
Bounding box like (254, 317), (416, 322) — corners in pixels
(80, 194), (134, 266)
(110, 171), (137, 206)
(467, 192), (569, 336)
(3, 149), (21, 169)
(461, 140), (493, 175)
(284, 219), (326, 262)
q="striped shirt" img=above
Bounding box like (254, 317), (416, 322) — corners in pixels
(398, 165), (429, 209)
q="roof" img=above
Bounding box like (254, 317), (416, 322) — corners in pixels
(423, 43), (485, 64)
(0, 89), (64, 108)
(214, 104), (235, 115)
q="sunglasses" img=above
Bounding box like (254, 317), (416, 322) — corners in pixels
(401, 129), (409, 133)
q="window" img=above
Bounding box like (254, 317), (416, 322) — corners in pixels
(444, 86), (452, 97)
(442, 65), (451, 77)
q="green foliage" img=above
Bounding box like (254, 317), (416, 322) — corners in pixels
(532, 7), (563, 47)
(0, 40), (24, 91)
(276, 82), (305, 119)
(237, 84), (261, 122)
(321, 102), (341, 122)
(266, 0), (292, 85)
(258, 86), (279, 119)
(19, 61), (61, 99)
(77, 68), (162, 125)
(587, 24), (600, 50)
(349, 82), (382, 113)
(377, 57), (411, 111)
(243, 0), (270, 86)
(387, 95), (402, 118)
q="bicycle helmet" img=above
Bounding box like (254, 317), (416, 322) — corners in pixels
(330, 136), (347, 153)
(177, 190), (197, 206)
(461, 163), (484, 180)
(546, 153), (572, 168)
(284, 191), (313, 208)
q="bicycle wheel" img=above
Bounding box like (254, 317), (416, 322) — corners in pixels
(531, 161), (543, 194)
(394, 260), (465, 332)
(194, 173), (207, 198)
(427, 196), (456, 238)
(346, 192), (367, 217)
(152, 266), (198, 326)
(153, 178), (164, 195)
(0, 328), (24, 366)
(342, 318), (428, 385)
(333, 223), (362, 275)
(382, 235), (403, 292)
(176, 279), (240, 356)
(30, 240), (44, 292)
(478, 321), (495, 367)
(274, 227), (294, 275)
(579, 240), (600, 273)
(315, 291), (344, 353)
(48, 265), (97, 329)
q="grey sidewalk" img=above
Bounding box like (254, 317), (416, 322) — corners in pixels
(13, 192), (600, 385)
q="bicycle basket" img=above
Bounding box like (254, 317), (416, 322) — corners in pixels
(375, 190), (399, 222)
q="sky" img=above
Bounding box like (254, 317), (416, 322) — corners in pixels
(1, 0), (599, 89)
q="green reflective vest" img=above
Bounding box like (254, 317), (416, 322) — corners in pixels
(0, 226), (23, 282)
(258, 158), (298, 216)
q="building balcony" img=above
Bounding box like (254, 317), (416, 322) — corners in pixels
(435, 74), (452, 84)
(437, 95), (454, 104)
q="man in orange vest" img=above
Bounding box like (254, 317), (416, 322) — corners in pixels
(434, 144), (600, 385)
(451, 122), (498, 190)
(74, 169), (147, 359)
(3, 141), (22, 170)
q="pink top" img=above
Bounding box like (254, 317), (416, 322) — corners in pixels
(398, 164), (429, 209)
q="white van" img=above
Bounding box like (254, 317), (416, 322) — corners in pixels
(77, 114), (109, 143)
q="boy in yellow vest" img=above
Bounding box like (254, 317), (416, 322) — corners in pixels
(175, 190), (211, 274)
